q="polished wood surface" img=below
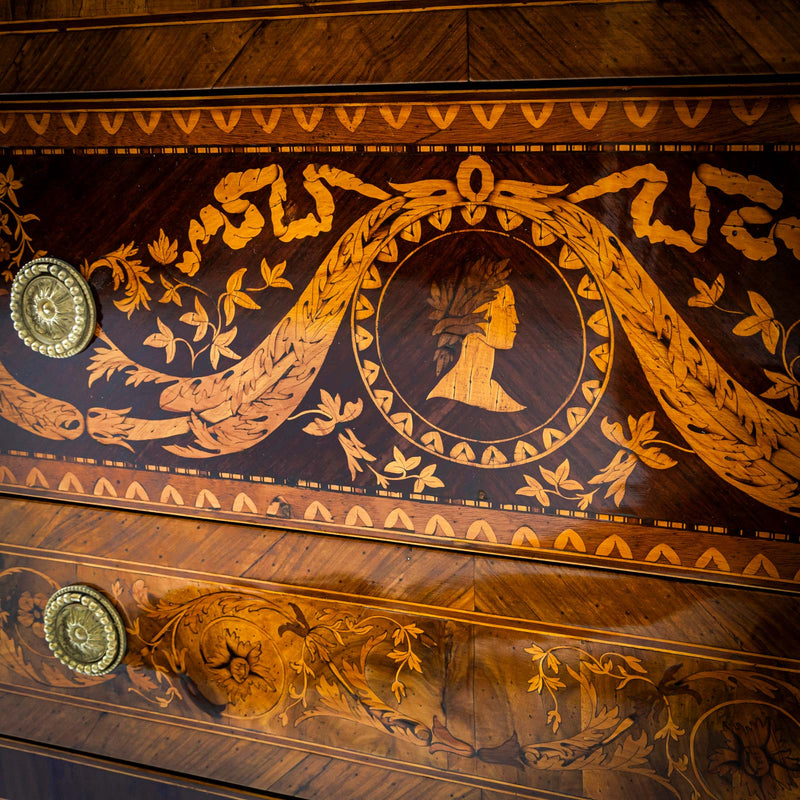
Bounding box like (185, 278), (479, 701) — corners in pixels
(1, 497), (799, 799)
(1, 3), (799, 798)
(1, 2), (800, 92)
(1, 110), (799, 591)
(0, 736), (277, 800)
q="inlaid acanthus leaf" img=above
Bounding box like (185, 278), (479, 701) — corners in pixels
(148, 228), (178, 265)
(83, 243), (153, 318)
(299, 390), (363, 437)
(600, 412), (678, 470)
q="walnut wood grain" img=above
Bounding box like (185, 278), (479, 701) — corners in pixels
(1, 497), (800, 799)
(469, 2), (798, 81)
(0, 10), (467, 93)
(0, 736), (277, 800)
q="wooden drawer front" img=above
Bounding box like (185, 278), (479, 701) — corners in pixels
(1, 93), (799, 588)
(1, 499), (799, 800)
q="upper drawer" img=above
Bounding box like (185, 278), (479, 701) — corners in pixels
(1, 89), (799, 590)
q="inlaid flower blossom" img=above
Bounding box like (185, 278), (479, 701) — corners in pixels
(708, 716), (799, 800)
(206, 628), (277, 704)
(17, 591), (47, 638)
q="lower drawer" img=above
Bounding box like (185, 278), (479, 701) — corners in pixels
(0, 497), (798, 800)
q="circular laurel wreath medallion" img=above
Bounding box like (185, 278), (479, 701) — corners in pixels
(10, 257), (96, 358)
(43, 584), (126, 675)
(352, 206), (614, 469)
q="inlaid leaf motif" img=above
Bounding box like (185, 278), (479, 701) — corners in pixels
(159, 275), (183, 306)
(144, 317), (176, 363)
(413, 464), (444, 493)
(385, 446), (421, 475)
(601, 412), (678, 470)
(588, 451), (638, 506)
(732, 291), (780, 353)
(179, 296), (211, 342)
(301, 390), (363, 437)
(83, 243), (153, 318)
(223, 268), (260, 325)
(687, 273), (725, 307)
(209, 326), (239, 369)
(539, 459), (584, 491)
(259, 258), (293, 290)
(0, 165), (22, 206)
(516, 475), (550, 506)
(761, 369), (800, 410)
(337, 428), (376, 480)
(147, 228), (178, 265)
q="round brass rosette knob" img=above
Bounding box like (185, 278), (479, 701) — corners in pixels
(9, 257), (96, 358)
(43, 585), (126, 675)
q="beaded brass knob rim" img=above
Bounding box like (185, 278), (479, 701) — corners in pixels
(9, 257), (96, 358)
(43, 585), (126, 675)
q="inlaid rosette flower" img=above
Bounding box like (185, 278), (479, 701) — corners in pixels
(17, 591), (48, 638)
(56, 601), (109, 662)
(708, 716), (799, 800)
(206, 628), (278, 705)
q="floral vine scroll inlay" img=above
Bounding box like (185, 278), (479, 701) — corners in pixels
(0, 164), (43, 283)
(2, 566), (800, 798)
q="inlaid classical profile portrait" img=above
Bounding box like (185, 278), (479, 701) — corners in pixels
(426, 256), (526, 413)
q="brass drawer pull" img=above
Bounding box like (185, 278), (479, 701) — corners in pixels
(43, 585), (126, 675)
(10, 257), (96, 358)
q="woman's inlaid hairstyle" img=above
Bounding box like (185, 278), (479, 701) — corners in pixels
(426, 256), (511, 376)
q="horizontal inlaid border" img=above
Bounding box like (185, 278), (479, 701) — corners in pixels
(1, 454), (797, 592)
(0, 94), (799, 146)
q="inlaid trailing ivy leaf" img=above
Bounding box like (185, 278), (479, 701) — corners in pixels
(179, 296), (211, 342)
(223, 267), (261, 325)
(540, 459), (584, 491)
(385, 446), (421, 475)
(516, 475), (550, 506)
(761, 369), (800, 410)
(732, 291), (780, 354)
(159, 275), (183, 306)
(687, 273), (725, 307)
(259, 258), (293, 290)
(147, 229), (178, 265)
(209, 326), (239, 369)
(413, 463), (444, 493)
(144, 317), (177, 363)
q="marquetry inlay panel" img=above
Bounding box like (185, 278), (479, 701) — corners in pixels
(1, 546), (799, 800)
(1, 94), (799, 587)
